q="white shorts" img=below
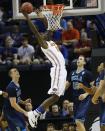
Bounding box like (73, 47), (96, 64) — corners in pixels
(48, 67), (67, 96)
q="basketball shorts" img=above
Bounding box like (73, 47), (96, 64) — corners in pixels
(74, 95), (91, 122)
(100, 100), (105, 126)
(3, 108), (26, 130)
(48, 67), (67, 96)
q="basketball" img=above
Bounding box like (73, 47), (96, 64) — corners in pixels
(21, 2), (33, 14)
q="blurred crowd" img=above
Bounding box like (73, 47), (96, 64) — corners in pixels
(0, 98), (75, 131)
(0, 0), (105, 68)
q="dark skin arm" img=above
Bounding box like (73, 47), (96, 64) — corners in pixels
(22, 12), (48, 49)
(78, 83), (96, 95)
(92, 80), (105, 104)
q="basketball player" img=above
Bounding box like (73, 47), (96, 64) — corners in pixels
(79, 62), (105, 131)
(66, 55), (93, 131)
(3, 68), (28, 131)
(22, 12), (67, 128)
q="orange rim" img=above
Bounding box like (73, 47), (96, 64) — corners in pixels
(43, 4), (64, 15)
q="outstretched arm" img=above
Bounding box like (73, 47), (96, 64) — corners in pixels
(92, 80), (105, 104)
(22, 12), (48, 49)
(78, 83), (96, 95)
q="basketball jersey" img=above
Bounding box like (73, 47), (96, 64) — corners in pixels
(68, 69), (93, 97)
(3, 81), (21, 110)
(41, 41), (65, 68)
(94, 70), (105, 87)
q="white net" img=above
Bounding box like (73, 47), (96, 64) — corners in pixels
(42, 5), (64, 31)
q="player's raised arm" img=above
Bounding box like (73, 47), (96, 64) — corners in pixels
(78, 83), (96, 95)
(22, 12), (48, 49)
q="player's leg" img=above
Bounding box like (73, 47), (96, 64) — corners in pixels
(74, 96), (91, 131)
(5, 110), (26, 131)
(28, 94), (59, 128)
(28, 69), (67, 128)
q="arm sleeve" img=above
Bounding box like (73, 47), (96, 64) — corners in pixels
(7, 86), (16, 97)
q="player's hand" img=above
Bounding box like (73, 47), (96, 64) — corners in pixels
(92, 97), (99, 104)
(78, 83), (84, 89)
(79, 93), (87, 101)
(2, 91), (8, 98)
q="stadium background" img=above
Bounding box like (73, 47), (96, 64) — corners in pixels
(0, 0), (105, 130)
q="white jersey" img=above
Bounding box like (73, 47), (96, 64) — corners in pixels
(41, 41), (67, 97)
(41, 41), (65, 68)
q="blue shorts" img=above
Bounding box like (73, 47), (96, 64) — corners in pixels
(100, 100), (105, 126)
(74, 95), (91, 122)
(3, 108), (26, 131)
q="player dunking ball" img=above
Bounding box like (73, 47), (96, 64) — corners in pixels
(22, 12), (67, 128)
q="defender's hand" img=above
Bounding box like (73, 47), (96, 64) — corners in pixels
(2, 91), (8, 98)
(78, 83), (84, 89)
(79, 94), (87, 101)
(92, 97), (99, 104)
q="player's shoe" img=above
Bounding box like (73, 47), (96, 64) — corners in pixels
(28, 110), (39, 128)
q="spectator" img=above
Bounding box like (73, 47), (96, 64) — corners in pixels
(46, 104), (61, 119)
(25, 103), (33, 112)
(62, 123), (69, 131)
(61, 18), (67, 30)
(10, 25), (22, 47)
(61, 20), (80, 63)
(0, 7), (5, 34)
(0, 35), (18, 64)
(68, 123), (76, 131)
(25, 103), (34, 131)
(18, 36), (35, 64)
(87, 21), (99, 48)
(46, 123), (55, 131)
(66, 102), (74, 118)
(74, 32), (92, 60)
(0, 111), (9, 131)
(61, 100), (70, 117)
(62, 20), (80, 46)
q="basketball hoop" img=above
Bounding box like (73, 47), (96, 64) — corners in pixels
(42, 4), (64, 31)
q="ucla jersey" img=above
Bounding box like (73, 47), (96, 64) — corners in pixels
(3, 81), (21, 110)
(41, 41), (65, 68)
(68, 69), (93, 97)
(3, 81), (26, 130)
(94, 70), (105, 87)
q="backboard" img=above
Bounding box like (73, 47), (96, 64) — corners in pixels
(12, 0), (105, 19)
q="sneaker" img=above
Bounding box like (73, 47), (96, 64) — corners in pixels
(28, 110), (39, 128)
